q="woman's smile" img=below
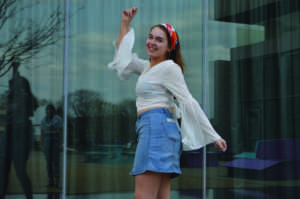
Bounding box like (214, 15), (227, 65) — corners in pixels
(147, 45), (157, 52)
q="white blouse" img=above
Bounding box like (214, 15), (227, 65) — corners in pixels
(108, 28), (222, 151)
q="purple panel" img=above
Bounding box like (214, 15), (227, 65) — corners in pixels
(222, 158), (281, 170)
(256, 139), (300, 160)
(180, 149), (220, 168)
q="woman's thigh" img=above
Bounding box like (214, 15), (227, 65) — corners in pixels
(157, 174), (170, 199)
(135, 171), (170, 199)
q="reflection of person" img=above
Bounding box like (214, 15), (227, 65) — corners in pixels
(108, 7), (227, 199)
(40, 104), (63, 189)
(0, 61), (38, 199)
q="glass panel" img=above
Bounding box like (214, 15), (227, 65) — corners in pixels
(67, 0), (206, 198)
(0, 0), (64, 198)
(207, 0), (300, 198)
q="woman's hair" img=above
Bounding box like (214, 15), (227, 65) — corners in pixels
(151, 24), (185, 73)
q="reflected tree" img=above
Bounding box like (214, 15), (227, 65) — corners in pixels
(67, 89), (138, 150)
(68, 89), (104, 118)
(119, 99), (137, 143)
(67, 89), (105, 150)
(0, 0), (64, 77)
(66, 90), (137, 150)
(119, 99), (136, 118)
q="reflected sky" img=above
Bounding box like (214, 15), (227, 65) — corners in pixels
(0, 0), (256, 123)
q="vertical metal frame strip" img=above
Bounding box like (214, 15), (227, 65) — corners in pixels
(202, 0), (209, 198)
(62, 0), (70, 198)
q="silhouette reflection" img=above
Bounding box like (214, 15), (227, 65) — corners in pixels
(0, 61), (38, 199)
(41, 104), (63, 189)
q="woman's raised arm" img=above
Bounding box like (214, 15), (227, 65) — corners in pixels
(117, 7), (138, 48)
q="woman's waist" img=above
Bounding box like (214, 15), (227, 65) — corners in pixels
(137, 107), (175, 120)
(136, 99), (172, 112)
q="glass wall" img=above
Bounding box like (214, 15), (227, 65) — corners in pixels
(0, 0), (299, 199)
(0, 0), (64, 198)
(206, 0), (300, 198)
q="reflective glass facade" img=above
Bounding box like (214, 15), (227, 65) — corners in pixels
(0, 0), (299, 199)
(206, 0), (300, 198)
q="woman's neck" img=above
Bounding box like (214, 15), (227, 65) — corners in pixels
(150, 57), (168, 67)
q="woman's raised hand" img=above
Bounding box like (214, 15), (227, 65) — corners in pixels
(117, 7), (137, 48)
(122, 7), (138, 24)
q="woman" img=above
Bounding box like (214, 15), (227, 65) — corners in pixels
(108, 7), (227, 199)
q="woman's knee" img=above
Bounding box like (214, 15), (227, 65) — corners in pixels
(134, 190), (154, 199)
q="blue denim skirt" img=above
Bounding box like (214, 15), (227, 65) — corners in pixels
(130, 108), (182, 178)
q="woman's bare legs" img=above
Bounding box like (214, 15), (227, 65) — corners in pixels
(157, 173), (171, 199)
(134, 171), (171, 199)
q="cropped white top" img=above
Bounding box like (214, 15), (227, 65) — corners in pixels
(108, 28), (222, 151)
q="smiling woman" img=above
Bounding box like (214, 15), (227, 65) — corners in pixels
(108, 6), (227, 199)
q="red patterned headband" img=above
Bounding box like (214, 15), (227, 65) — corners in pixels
(161, 24), (178, 51)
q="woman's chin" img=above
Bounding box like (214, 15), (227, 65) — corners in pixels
(147, 50), (154, 56)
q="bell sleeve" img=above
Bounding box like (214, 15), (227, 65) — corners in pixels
(108, 28), (148, 80)
(162, 63), (222, 151)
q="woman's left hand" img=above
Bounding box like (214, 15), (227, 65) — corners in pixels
(214, 139), (227, 152)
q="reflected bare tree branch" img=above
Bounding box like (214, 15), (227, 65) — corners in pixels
(68, 89), (104, 118)
(0, 0), (64, 77)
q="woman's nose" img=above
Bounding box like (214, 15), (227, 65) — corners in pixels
(148, 39), (156, 45)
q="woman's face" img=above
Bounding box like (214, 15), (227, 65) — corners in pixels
(146, 27), (170, 60)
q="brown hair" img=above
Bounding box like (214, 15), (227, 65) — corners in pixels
(151, 24), (185, 73)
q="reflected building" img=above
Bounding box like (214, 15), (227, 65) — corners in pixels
(213, 0), (300, 152)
